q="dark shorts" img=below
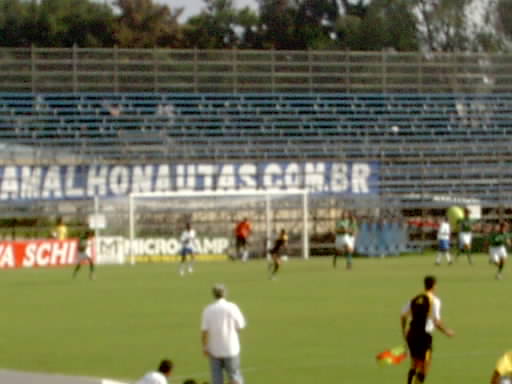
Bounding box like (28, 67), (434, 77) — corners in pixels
(236, 235), (247, 248)
(406, 331), (433, 361)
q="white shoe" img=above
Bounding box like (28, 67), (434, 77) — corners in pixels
(496, 273), (503, 280)
(188, 266), (193, 273)
(179, 269), (185, 276)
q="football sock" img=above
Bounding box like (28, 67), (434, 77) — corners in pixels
(415, 372), (425, 383)
(498, 261), (504, 272)
(272, 262), (279, 275)
(346, 253), (353, 268)
(407, 369), (416, 384)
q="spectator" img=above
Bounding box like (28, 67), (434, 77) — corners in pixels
(201, 284), (246, 384)
(135, 359), (173, 384)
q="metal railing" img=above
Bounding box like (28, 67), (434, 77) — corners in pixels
(0, 46), (510, 93)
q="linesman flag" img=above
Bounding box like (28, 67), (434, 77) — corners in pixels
(376, 345), (408, 365)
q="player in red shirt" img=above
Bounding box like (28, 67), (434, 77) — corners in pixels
(234, 218), (252, 262)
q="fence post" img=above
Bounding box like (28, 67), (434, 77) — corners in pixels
(113, 45), (119, 93)
(271, 47), (275, 93)
(31, 44), (36, 93)
(308, 49), (313, 94)
(193, 47), (198, 93)
(153, 47), (158, 92)
(232, 46), (238, 93)
(72, 44), (78, 93)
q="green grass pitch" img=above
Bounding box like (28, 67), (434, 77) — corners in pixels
(0, 254), (507, 383)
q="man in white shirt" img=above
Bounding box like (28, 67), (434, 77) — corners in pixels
(435, 217), (452, 265)
(135, 359), (173, 384)
(400, 275), (454, 384)
(180, 223), (197, 276)
(201, 284), (246, 384)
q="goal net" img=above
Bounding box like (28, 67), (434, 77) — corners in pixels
(94, 189), (309, 264)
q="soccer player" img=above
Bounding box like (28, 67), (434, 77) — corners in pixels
(435, 217), (452, 265)
(487, 222), (510, 280)
(72, 229), (95, 280)
(179, 222), (197, 276)
(268, 228), (288, 279)
(491, 351), (512, 384)
(52, 216), (68, 240)
(455, 207), (474, 264)
(400, 275), (455, 384)
(234, 218), (252, 262)
(333, 211), (358, 269)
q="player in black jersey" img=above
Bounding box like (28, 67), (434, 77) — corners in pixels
(72, 230), (96, 280)
(268, 229), (288, 279)
(400, 276), (454, 384)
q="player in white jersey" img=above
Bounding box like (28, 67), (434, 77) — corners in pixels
(435, 217), (452, 265)
(179, 223), (197, 276)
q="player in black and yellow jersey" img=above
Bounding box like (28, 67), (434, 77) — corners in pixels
(400, 276), (454, 384)
(268, 229), (288, 279)
(72, 229), (96, 280)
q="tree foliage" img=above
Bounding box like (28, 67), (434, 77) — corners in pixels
(0, 0), (507, 51)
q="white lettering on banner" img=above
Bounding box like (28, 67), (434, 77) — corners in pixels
(41, 166), (63, 199)
(0, 161), (377, 201)
(21, 166), (41, 199)
(132, 165), (154, 193)
(263, 163), (283, 190)
(217, 164), (236, 190)
(110, 166), (130, 196)
(88, 165), (108, 196)
(187, 165), (196, 190)
(352, 163), (371, 193)
(1, 166), (18, 199)
(238, 164), (257, 189)
(284, 163), (301, 188)
(197, 164), (215, 189)
(330, 163), (349, 192)
(24, 241), (76, 267)
(304, 162), (325, 192)
(0, 244), (14, 268)
(65, 166), (85, 198)
(154, 165), (171, 192)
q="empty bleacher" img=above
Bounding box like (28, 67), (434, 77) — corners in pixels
(0, 92), (512, 206)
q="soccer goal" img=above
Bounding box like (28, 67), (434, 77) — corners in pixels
(127, 189), (310, 264)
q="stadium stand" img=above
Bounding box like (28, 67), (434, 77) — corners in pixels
(0, 92), (511, 205)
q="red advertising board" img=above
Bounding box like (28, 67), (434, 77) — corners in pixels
(0, 239), (94, 269)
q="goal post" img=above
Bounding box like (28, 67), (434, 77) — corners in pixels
(128, 189), (310, 264)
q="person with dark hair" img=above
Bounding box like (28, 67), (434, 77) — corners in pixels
(487, 222), (510, 280)
(455, 207), (475, 264)
(334, 211), (358, 269)
(179, 222), (197, 276)
(201, 284), (246, 384)
(72, 229), (95, 280)
(52, 216), (68, 240)
(135, 359), (173, 384)
(400, 275), (454, 384)
(234, 218), (252, 262)
(268, 228), (288, 279)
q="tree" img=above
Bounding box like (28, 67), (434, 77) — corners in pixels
(412, 0), (473, 52)
(115, 0), (183, 48)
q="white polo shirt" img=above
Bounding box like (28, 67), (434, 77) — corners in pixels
(134, 371), (168, 384)
(201, 298), (246, 358)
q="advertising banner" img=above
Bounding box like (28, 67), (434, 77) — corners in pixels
(0, 239), (94, 269)
(0, 161), (379, 201)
